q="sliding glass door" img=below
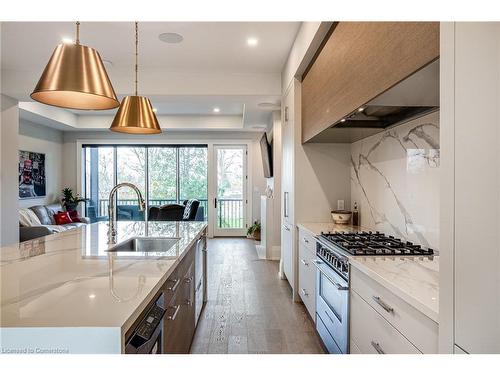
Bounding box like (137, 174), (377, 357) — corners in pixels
(83, 145), (208, 223)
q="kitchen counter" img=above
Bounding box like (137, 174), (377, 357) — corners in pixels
(349, 255), (439, 323)
(0, 221), (207, 354)
(297, 221), (439, 323)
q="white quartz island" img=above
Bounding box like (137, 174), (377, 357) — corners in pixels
(0, 221), (207, 354)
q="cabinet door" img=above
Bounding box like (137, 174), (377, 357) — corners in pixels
(302, 22), (439, 142)
(281, 83), (294, 224)
(453, 22), (500, 354)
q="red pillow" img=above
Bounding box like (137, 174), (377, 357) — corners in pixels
(53, 211), (73, 225)
(67, 210), (82, 223)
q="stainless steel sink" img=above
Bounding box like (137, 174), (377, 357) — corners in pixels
(107, 237), (180, 253)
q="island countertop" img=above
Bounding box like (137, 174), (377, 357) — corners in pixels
(0, 221), (207, 353)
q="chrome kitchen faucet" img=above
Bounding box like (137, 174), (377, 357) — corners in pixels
(107, 182), (146, 244)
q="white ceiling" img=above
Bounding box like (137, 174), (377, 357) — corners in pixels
(1, 22), (299, 129)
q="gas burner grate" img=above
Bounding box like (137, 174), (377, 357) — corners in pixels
(319, 231), (434, 256)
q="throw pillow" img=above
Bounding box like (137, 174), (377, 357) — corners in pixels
(67, 210), (82, 223)
(19, 208), (42, 227)
(53, 211), (73, 225)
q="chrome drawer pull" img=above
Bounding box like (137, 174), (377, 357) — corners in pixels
(166, 305), (181, 320)
(166, 278), (181, 292)
(185, 276), (193, 284)
(300, 259), (309, 266)
(371, 341), (385, 354)
(372, 296), (394, 314)
(301, 288), (308, 297)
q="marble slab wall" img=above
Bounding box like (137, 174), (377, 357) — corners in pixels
(350, 111), (439, 250)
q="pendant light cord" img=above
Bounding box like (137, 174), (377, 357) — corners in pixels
(76, 21), (80, 45)
(135, 21), (138, 96)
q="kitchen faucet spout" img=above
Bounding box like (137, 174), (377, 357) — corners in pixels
(108, 182), (145, 244)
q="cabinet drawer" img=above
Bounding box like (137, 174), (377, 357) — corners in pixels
(351, 267), (438, 353)
(298, 228), (316, 253)
(298, 243), (316, 320)
(351, 291), (420, 354)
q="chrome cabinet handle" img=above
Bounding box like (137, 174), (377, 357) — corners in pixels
(372, 296), (394, 314)
(185, 299), (192, 306)
(312, 260), (349, 291)
(371, 341), (385, 354)
(300, 259), (309, 266)
(166, 305), (181, 320)
(166, 278), (181, 292)
(301, 288), (308, 297)
(185, 276), (193, 284)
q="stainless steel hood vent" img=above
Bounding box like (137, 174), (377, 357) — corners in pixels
(309, 59), (439, 143)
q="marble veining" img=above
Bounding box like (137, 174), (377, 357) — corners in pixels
(351, 111), (440, 250)
(0, 221), (207, 334)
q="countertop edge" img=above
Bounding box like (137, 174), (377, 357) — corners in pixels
(349, 257), (439, 323)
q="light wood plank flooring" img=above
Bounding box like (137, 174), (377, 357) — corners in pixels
(190, 238), (324, 354)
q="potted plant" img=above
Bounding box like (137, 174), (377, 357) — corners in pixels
(247, 221), (261, 241)
(61, 188), (86, 212)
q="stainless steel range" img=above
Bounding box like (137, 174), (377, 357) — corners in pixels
(313, 231), (434, 354)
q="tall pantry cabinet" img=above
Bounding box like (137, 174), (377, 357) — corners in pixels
(440, 22), (500, 354)
(280, 75), (351, 302)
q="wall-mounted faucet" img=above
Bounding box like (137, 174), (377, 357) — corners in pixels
(108, 182), (146, 244)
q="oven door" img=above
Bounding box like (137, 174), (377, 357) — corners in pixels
(314, 258), (349, 354)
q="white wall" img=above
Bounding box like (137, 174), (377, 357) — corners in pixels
(0, 94), (19, 246)
(18, 119), (64, 207)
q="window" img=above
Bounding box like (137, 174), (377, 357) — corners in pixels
(83, 145), (208, 223)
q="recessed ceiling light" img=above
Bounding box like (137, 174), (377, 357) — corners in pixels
(159, 32), (184, 44)
(358, 107), (365, 112)
(247, 37), (258, 47)
(61, 37), (73, 44)
(340, 118), (346, 123)
(89, 294), (96, 299)
(213, 107), (220, 113)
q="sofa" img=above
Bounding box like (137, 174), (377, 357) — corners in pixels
(19, 203), (90, 242)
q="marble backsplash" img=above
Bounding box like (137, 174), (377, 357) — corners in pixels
(350, 111), (439, 250)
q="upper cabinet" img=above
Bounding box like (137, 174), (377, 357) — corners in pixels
(301, 22), (439, 143)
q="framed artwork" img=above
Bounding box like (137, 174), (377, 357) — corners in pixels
(19, 150), (46, 199)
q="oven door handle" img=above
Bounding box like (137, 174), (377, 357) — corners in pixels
(312, 259), (349, 291)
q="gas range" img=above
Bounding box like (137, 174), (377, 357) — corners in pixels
(316, 231), (434, 279)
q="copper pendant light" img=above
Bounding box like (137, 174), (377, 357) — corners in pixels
(110, 22), (161, 134)
(31, 22), (119, 110)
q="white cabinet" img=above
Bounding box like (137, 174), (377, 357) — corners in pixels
(298, 228), (316, 320)
(440, 22), (500, 353)
(350, 267), (438, 354)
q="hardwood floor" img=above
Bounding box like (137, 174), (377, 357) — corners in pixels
(190, 238), (324, 354)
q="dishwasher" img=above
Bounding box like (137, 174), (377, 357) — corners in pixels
(125, 293), (166, 354)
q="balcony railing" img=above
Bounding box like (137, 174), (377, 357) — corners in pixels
(90, 198), (242, 228)
(217, 198), (244, 229)
(94, 198), (208, 220)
